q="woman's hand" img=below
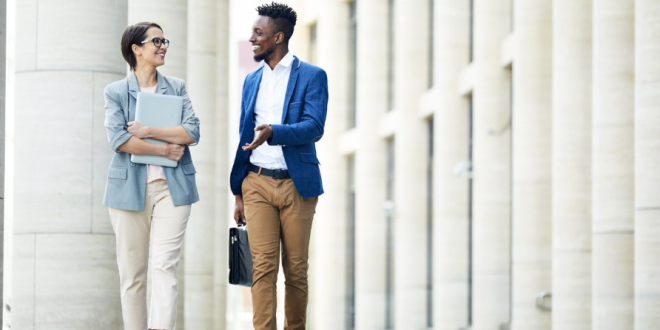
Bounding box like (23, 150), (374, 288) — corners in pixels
(163, 143), (184, 162)
(127, 121), (151, 139)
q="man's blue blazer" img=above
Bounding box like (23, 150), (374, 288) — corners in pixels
(229, 56), (328, 198)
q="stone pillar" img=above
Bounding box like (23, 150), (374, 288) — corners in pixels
(354, 0), (388, 329)
(551, 1), (593, 330)
(510, 0), (553, 329)
(592, 1), (635, 329)
(635, 1), (660, 328)
(184, 0), (222, 328)
(128, 2), (188, 328)
(393, 0), (430, 327)
(129, 0), (188, 79)
(0, 0), (6, 324)
(312, 0), (350, 329)
(212, 1), (229, 329)
(13, 0), (127, 328)
(472, 0), (512, 329)
(432, 1), (471, 329)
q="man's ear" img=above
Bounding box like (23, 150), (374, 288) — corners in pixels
(275, 32), (285, 45)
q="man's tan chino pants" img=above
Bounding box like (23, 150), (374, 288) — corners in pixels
(242, 171), (318, 330)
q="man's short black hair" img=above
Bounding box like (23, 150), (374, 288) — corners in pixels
(256, 2), (298, 43)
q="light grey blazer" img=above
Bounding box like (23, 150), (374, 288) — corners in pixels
(103, 71), (200, 211)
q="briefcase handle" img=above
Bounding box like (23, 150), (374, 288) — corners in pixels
(237, 218), (246, 228)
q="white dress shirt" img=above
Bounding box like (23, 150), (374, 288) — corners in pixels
(249, 52), (294, 170)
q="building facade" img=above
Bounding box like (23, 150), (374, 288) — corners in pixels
(4, 0), (660, 329)
(298, 0), (660, 330)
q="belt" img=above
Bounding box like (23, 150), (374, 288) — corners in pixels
(250, 165), (291, 179)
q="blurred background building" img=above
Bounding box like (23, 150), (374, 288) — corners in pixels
(2, 0), (660, 329)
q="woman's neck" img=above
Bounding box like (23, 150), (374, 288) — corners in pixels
(134, 65), (158, 88)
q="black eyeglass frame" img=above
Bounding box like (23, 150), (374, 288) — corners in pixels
(141, 37), (170, 48)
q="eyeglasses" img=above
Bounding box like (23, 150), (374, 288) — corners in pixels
(141, 37), (170, 48)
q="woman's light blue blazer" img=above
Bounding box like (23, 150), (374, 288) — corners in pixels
(103, 72), (200, 211)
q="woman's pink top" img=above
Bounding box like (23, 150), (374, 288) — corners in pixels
(139, 85), (167, 183)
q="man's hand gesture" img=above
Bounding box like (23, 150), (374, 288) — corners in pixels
(242, 124), (274, 151)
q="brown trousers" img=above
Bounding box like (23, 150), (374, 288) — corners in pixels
(242, 171), (318, 330)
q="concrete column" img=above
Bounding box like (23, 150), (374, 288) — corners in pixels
(472, 0), (512, 329)
(432, 1), (471, 330)
(313, 0), (350, 329)
(354, 0), (388, 329)
(128, 2), (188, 328)
(635, 1), (660, 328)
(13, 0), (127, 328)
(129, 0), (188, 79)
(511, 0), (553, 329)
(212, 1), (229, 329)
(0, 0), (6, 324)
(184, 0), (223, 328)
(393, 0), (430, 327)
(592, 1), (635, 329)
(551, 1), (592, 330)
(472, 0), (514, 327)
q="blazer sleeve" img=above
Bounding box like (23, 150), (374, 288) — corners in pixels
(268, 69), (328, 146)
(179, 81), (201, 146)
(104, 86), (133, 152)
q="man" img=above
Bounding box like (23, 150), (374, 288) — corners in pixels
(229, 2), (328, 330)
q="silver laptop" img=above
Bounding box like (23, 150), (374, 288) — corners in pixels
(131, 92), (184, 167)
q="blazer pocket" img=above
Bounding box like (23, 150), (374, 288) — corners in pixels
(108, 167), (127, 180)
(300, 153), (320, 164)
(181, 162), (197, 175)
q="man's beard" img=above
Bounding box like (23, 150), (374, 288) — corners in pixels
(253, 47), (274, 62)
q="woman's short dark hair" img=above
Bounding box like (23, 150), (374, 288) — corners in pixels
(121, 22), (163, 71)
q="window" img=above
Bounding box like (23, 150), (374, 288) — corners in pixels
(427, 119), (434, 328)
(309, 23), (318, 65)
(508, 68), (513, 326)
(385, 138), (395, 329)
(348, 1), (357, 128)
(468, 95), (474, 326)
(347, 155), (356, 330)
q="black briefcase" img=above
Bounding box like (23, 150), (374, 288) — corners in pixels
(229, 220), (253, 286)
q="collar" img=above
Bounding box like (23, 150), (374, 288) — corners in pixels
(261, 52), (295, 70)
(128, 70), (167, 93)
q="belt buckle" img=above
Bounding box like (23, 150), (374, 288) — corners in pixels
(273, 169), (282, 179)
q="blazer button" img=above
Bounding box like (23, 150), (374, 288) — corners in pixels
(131, 163), (136, 167)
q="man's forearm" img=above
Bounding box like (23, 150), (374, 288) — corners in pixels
(269, 120), (324, 146)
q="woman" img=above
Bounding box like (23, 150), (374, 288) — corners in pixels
(103, 22), (199, 330)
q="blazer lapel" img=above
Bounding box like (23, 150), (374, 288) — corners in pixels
(245, 67), (264, 122)
(281, 56), (300, 123)
(127, 72), (139, 99)
(156, 71), (168, 94)
(127, 71), (167, 97)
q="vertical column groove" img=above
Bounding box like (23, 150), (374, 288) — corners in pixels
(511, 0), (553, 329)
(592, 1), (635, 329)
